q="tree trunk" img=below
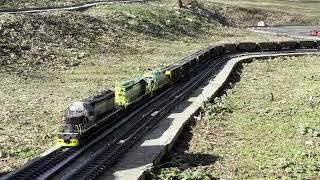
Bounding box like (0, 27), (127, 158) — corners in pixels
(177, 0), (182, 8)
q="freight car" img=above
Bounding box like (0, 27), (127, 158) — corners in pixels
(238, 42), (259, 52)
(57, 90), (116, 146)
(224, 43), (237, 53)
(299, 41), (318, 49)
(257, 42), (280, 51)
(114, 47), (216, 108)
(278, 41), (299, 50)
(57, 40), (320, 147)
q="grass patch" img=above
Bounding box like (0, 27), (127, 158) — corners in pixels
(0, 0), (89, 9)
(208, 0), (320, 19)
(148, 56), (320, 179)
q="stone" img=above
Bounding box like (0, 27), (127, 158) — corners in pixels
(257, 21), (265, 27)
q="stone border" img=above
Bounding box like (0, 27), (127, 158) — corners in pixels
(100, 51), (320, 180)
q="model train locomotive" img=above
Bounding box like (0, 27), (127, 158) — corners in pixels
(57, 40), (320, 147)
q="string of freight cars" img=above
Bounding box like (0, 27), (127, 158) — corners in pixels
(57, 40), (320, 147)
(2, 40), (320, 180)
(0, 0), (143, 14)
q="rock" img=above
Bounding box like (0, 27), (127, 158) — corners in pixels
(186, 17), (193, 22)
(305, 140), (313, 146)
(71, 60), (81, 67)
(257, 21), (265, 27)
(0, 150), (7, 158)
(165, 20), (171, 25)
(77, 52), (85, 59)
(178, 163), (190, 170)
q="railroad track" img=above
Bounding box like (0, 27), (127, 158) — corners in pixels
(2, 47), (227, 180)
(1, 47), (320, 180)
(0, 0), (144, 15)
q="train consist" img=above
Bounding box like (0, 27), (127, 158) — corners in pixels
(57, 40), (320, 146)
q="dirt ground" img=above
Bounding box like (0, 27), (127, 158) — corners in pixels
(148, 56), (320, 179)
(0, 0), (314, 175)
(0, 0), (89, 9)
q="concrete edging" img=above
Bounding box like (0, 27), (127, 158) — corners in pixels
(101, 52), (320, 179)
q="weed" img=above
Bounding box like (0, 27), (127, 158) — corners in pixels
(0, 0), (307, 173)
(149, 56), (320, 179)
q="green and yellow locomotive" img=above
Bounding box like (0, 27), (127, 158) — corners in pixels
(56, 90), (115, 146)
(115, 69), (169, 107)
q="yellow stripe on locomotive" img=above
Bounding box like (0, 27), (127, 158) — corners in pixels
(56, 138), (79, 147)
(144, 69), (167, 92)
(115, 86), (129, 107)
(115, 77), (147, 107)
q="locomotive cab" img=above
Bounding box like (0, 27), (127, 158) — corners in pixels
(56, 102), (94, 147)
(143, 69), (167, 93)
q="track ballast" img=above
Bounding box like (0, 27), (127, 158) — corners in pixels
(1, 40), (320, 180)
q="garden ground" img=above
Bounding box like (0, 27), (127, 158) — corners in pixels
(0, 0), (318, 174)
(147, 55), (320, 179)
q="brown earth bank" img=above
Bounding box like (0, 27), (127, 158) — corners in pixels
(0, 1), (312, 75)
(0, 0), (90, 9)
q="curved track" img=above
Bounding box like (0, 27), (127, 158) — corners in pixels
(1, 43), (320, 180)
(0, 0), (143, 15)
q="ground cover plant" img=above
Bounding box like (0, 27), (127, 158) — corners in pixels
(0, 0), (315, 175)
(208, 0), (320, 19)
(147, 56), (320, 179)
(0, 0), (89, 9)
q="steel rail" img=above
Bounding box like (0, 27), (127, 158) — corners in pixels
(1, 108), (127, 180)
(0, 0), (144, 15)
(51, 56), (228, 179)
(37, 86), (176, 179)
(60, 55), (229, 180)
(60, 50), (320, 180)
(3, 49), (212, 180)
(2, 81), (175, 180)
(1, 49), (319, 180)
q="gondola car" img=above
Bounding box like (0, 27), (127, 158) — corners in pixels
(299, 40), (318, 49)
(57, 40), (320, 147)
(164, 62), (188, 83)
(257, 42), (280, 51)
(57, 90), (116, 146)
(238, 42), (259, 52)
(212, 45), (225, 56)
(278, 41), (299, 50)
(316, 40), (320, 48)
(223, 43), (237, 53)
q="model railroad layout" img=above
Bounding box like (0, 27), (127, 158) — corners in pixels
(0, 0), (143, 14)
(2, 40), (320, 180)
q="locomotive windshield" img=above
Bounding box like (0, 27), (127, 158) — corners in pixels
(65, 102), (86, 117)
